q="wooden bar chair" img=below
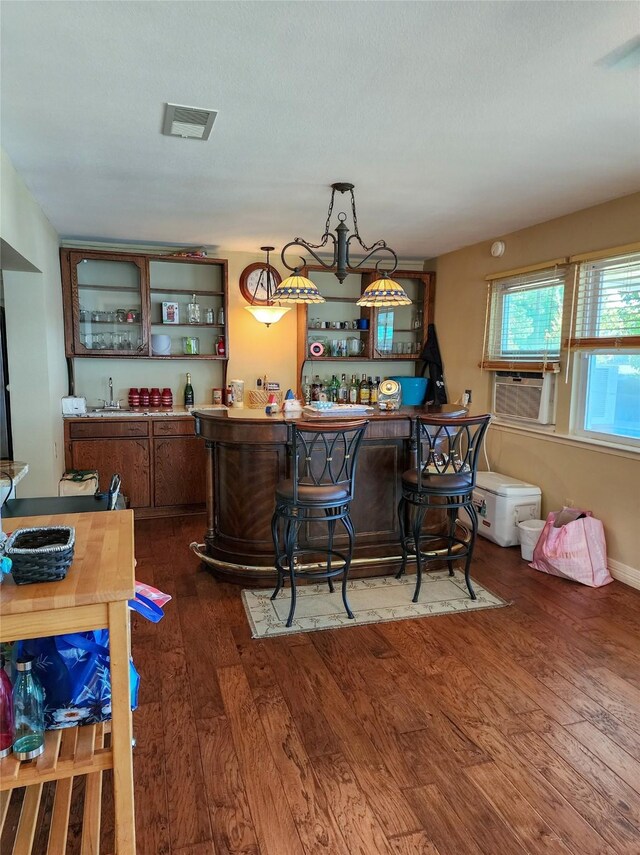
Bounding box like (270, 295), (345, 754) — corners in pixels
(271, 419), (369, 627)
(397, 414), (491, 602)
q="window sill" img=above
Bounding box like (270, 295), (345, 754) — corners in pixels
(490, 418), (640, 460)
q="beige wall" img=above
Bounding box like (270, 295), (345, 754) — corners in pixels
(0, 148), (67, 497)
(433, 192), (640, 572)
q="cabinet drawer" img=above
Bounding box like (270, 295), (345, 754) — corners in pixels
(69, 420), (149, 439)
(152, 418), (196, 436)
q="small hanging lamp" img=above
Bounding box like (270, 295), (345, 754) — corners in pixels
(272, 268), (326, 304)
(356, 271), (411, 307)
(243, 247), (292, 327)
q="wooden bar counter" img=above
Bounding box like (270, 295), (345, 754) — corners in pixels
(194, 405), (466, 583)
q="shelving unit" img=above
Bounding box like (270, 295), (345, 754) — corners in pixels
(0, 510), (137, 853)
(60, 249), (229, 360)
(296, 266), (435, 388)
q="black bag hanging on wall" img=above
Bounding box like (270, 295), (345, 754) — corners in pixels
(419, 323), (448, 404)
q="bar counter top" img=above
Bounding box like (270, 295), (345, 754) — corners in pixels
(193, 403), (467, 582)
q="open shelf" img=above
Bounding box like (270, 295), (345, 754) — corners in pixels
(151, 288), (225, 296)
(150, 322), (224, 328)
(77, 284), (139, 293)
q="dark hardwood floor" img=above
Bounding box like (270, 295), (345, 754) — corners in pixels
(4, 513), (640, 854)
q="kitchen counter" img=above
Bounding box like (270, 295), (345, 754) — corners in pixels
(64, 406), (226, 419)
(0, 460), (29, 487)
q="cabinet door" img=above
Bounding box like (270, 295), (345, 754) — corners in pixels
(65, 250), (149, 357)
(153, 436), (206, 507)
(70, 438), (151, 507)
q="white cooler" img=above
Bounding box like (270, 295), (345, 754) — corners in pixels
(471, 472), (542, 547)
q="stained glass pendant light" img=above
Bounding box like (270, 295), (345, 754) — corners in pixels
(356, 271), (412, 307)
(273, 268), (325, 304)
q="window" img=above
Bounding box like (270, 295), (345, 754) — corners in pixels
(569, 248), (640, 445)
(482, 264), (566, 371)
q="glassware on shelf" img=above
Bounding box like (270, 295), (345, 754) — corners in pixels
(205, 307), (215, 324)
(183, 336), (200, 355)
(217, 306), (225, 325)
(12, 657), (45, 761)
(187, 294), (201, 324)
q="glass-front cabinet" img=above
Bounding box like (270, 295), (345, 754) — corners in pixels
(61, 249), (229, 359)
(68, 251), (148, 356)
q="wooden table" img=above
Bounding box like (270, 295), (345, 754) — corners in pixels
(0, 510), (136, 853)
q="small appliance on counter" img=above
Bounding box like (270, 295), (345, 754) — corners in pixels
(61, 396), (87, 415)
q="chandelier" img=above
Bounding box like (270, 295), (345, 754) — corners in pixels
(273, 182), (411, 306)
(243, 246), (292, 327)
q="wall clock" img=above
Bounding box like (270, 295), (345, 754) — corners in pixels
(239, 251), (282, 305)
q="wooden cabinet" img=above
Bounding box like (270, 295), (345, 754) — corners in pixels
(296, 267), (435, 388)
(64, 416), (206, 515)
(60, 248), (229, 360)
(153, 436), (206, 507)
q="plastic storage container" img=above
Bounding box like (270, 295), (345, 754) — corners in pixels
(472, 472), (542, 547)
(517, 518), (546, 561)
(389, 376), (428, 406)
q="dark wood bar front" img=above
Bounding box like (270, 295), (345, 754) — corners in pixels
(194, 405), (466, 583)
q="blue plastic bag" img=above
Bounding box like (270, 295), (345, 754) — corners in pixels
(13, 592), (163, 729)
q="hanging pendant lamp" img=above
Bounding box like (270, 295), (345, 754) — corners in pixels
(243, 247), (292, 327)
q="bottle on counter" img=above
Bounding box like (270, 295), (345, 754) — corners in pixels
(370, 376), (379, 406)
(330, 375), (339, 403)
(318, 379), (328, 402)
(311, 375), (321, 402)
(184, 372), (195, 408)
(12, 657), (45, 761)
(359, 373), (370, 405)
(348, 374), (359, 404)
(0, 655), (14, 759)
(302, 375), (311, 405)
(338, 374), (348, 404)
(139, 387), (150, 407)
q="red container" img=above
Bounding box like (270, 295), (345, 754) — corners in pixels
(149, 387), (161, 407)
(161, 387), (173, 408)
(128, 387), (140, 408)
(139, 387), (150, 407)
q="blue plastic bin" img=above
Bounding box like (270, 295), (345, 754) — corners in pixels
(390, 376), (428, 406)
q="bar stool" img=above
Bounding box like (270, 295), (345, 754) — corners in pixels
(397, 414), (491, 602)
(271, 419), (369, 627)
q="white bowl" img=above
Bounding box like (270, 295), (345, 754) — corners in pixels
(151, 334), (172, 355)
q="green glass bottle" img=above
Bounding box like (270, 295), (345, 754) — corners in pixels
(184, 372), (194, 408)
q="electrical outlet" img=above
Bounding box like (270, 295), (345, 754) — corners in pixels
(465, 389), (472, 403)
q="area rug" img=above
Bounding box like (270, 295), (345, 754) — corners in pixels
(242, 569), (509, 638)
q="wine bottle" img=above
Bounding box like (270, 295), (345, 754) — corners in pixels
(338, 373), (348, 404)
(184, 372), (194, 407)
(302, 375), (311, 405)
(370, 376), (379, 406)
(349, 374), (359, 404)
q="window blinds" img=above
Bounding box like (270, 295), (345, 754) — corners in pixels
(568, 250), (640, 348)
(482, 266), (566, 371)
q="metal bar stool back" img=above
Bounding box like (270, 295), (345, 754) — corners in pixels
(271, 419), (369, 627)
(397, 413), (491, 602)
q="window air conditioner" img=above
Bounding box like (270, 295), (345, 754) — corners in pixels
(492, 372), (556, 425)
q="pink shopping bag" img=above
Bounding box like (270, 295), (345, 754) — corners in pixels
(530, 509), (612, 587)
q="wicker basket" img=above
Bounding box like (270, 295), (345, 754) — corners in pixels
(248, 390), (284, 409)
(5, 526), (76, 585)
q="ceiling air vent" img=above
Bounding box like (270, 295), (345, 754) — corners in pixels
(162, 103), (217, 140)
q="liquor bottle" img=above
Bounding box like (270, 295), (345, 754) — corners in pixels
(370, 376), (379, 406)
(349, 374), (359, 404)
(187, 293), (201, 324)
(311, 375), (321, 402)
(0, 655), (13, 758)
(359, 373), (370, 405)
(216, 336), (225, 355)
(184, 372), (195, 407)
(12, 657), (44, 761)
(319, 379), (328, 402)
(338, 373), (348, 404)
(330, 375), (340, 403)
(302, 375), (311, 405)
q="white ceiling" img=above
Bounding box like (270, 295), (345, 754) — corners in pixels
(2, 1), (639, 261)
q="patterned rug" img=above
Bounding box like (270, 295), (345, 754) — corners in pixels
(242, 569), (509, 638)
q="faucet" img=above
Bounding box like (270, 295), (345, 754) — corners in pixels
(100, 377), (122, 409)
